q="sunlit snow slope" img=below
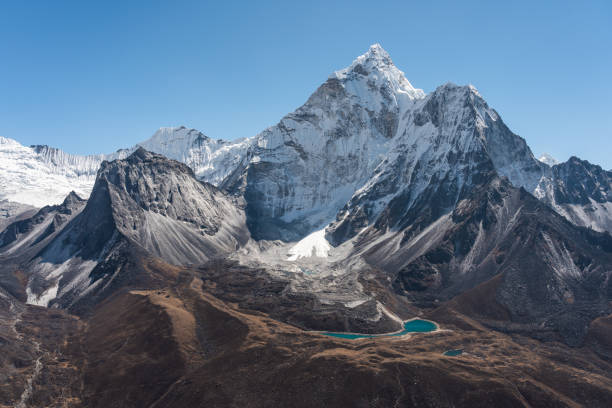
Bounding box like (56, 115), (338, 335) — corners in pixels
(0, 137), (119, 207)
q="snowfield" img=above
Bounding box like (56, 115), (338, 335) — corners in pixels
(287, 228), (332, 261)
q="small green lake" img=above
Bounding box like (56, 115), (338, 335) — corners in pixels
(321, 319), (437, 340)
(443, 349), (463, 356)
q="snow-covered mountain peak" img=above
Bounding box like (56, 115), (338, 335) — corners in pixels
(137, 126), (251, 185)
(140, 126), (211, 151)
(356, 43), (393, 66)
(0, 136), (21, 146)
(538, 153), (560, 166)
(334, 44), (393, 74)
(416, 82), (497, 133)
(436, 82), (480, 98)
(235, 45), (433, 240)
(332, 44), (425, 104)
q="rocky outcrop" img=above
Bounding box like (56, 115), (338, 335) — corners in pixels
(2, 148), (249, 309)
(358, 175), (612, 346)
(535, 157), (612, 232)
(0, 192), (86, 255)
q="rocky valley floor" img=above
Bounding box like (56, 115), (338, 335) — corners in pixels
(1, 258), (611, 408)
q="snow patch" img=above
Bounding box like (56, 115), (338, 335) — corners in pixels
(26, 282), (59, 307)
(287, 228), (331, 261)
(538, 153), (560, 167)
(345, 299), (367, 308)
(541, 232), (582, 279)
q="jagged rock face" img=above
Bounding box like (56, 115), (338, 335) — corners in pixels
(5, 148), (249, 309)
(358, 176), (612, 345)
(30, 145), (108, 177)
(0, 200), (35, 220)
(326, 83), (542, 245)
(535, 157), (612, 232)
(0, 200), (36, 234)
(22, 176), (126, 308)
(221, 49), (558, 244)
(0, 191), (90, 307)
(228, 44), (425, 241)
(138, 126), (250, 186)
(0, 192), (86, 256)
(551, 157), (612, 205)
(98, 148), (249, 264)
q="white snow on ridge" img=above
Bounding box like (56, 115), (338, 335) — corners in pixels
(287, 228), (331, 261)
(553, 200), (612, 233)
(26, 282), (59, 307)
(541, 232), (582, 279)
(538, 153), (560, 167)
(0, 136), (131, 208)
(0, 137), (99, 207)
(333, 43), (425, 104)
(0, 127), (251, 209)
(137, 126), (252, 186)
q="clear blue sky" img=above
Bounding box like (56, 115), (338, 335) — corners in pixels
(1, 0), (610, 168)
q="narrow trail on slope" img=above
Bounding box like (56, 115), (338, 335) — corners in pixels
(14, 341), (42, 408)
(8, 298), (44, 408)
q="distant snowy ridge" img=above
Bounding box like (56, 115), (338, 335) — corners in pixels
(538, 153), (560, 167)
(138, 126), (251, 186)
(534, 156), (612, 233)
(0, 127), (249, 209)
(0, 136), (124, 207)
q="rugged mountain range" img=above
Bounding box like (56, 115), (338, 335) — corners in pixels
(1, 148), (248, 310)
(536, 157), (612, 232)
(2, 45), (611, 238)
(1, 44), (612, 407)
(359, 173), (612, 346)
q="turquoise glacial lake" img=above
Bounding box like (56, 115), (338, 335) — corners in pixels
(321, 319), (437, 340)
(443, 349), (463, 356)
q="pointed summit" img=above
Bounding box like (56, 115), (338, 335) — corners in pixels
(130, 145), (153, 160)
(61, 191), (85, 207)
(331, 44), (425, 104)
(538, 153), (559, 166)
(334, 43), (397, 77)
(362, 43), (392, 63)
